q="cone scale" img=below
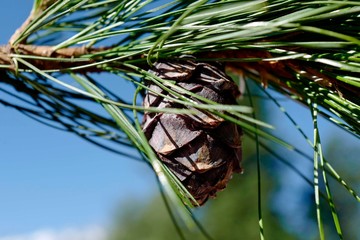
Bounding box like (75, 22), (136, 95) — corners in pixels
(142, 58), (243, 205)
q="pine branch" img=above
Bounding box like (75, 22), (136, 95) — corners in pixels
(9, 0), (59, 45)
(2, 43), (358, 104)
(0, 44), (110, 72)
(1, 40), (358, 137)
(1, 1), (360, 237)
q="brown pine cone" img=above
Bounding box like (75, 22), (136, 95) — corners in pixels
(142, 57), (243, 206)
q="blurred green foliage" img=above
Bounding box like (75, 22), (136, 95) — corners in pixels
(107, 136), (297, 240)
(106, 88), (360, 240)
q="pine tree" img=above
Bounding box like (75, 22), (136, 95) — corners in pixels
(1, 1), (359, 239)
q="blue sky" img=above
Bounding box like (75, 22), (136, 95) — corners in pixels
(0, 1), (156, 237)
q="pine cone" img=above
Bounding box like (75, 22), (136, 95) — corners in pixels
(142, 58), (242, 205)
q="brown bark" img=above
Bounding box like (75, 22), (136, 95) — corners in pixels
(0, 44), (108, 72)
(1, 43), (358, 103)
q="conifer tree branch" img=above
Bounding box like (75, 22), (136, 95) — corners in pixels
(9, 0), (59, 45)
(1, 2), (359, 236)
(1, 42), (358, 109)
(0, 44), (112, 72)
